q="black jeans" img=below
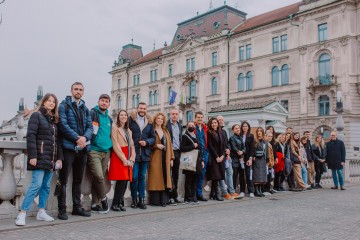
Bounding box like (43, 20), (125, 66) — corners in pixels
(169, 150), (181, 200)
(233, 165), (254, 194)
(184, 173), (199, 202)
(274, 171), (285, 190)
(112, 180), (128, 206)
(315, 161), (324, 184)
(58, 149), (87, 210)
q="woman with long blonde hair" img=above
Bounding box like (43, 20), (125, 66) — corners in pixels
(312, 135), (326, 188)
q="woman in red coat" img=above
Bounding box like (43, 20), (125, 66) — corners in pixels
(109, 110), (136, 211)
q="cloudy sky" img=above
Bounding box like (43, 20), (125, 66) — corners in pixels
(0, 0), (299, 123)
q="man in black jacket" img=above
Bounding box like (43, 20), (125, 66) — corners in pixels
(129, 102), (156, 209)
(166, 109), (182, 204)
(326, 131), (346, 190)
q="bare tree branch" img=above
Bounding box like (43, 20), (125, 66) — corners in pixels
(0, 0), (4, 25)
(0, 0), (5, 5)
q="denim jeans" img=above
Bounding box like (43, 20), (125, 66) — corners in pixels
(196, 150), (208, 197)
(131, 161), (149, 199)
(301, 164), (308, 185)
(331, 169), (344, 187)
(220, 163), (235, 195)
(21, 169), (53, 211)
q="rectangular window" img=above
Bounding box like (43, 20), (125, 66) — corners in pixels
(191, 58), (195, 71)
(154, 69), (158, 81)
(280, 100), (289, 111)
(117, 79), (121, 89)
(168, 64), (173, 77)
(133, 75), (137, 86)
(246, 44), (251, 59)
(281, 35), (287, 51)
(272, 37), (279, 53)
(212, 52), (217, 66)
(318, 23), (328, 42)
(150, 70), (157, 82)
(137, 74), (140, 85)
(239, 46), (244, 61)
(150, 70), (153, 82)
(186, 59), (190, 72)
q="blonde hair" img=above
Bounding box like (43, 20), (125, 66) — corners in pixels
(314, 135), (324, 148)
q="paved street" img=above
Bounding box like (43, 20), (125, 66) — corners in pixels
(2, 184), (360, 240)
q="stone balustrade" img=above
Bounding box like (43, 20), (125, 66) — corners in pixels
(1, 139), (359, 219)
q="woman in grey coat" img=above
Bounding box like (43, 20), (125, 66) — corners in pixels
(253, 127), (268, 197)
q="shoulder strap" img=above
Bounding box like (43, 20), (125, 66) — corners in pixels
(184, 133), (195, 145)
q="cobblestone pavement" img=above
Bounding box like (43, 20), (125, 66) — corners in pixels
(2, 185), (360, 240)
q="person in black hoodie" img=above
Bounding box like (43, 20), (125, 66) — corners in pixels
(304, 131), (315, 188)
(15, 93), (63, 226)
(181, 121), (204, 204)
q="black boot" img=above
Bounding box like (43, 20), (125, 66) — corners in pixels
(131, 198), (138, 209)
(119, 198), (126, 211)
(259, 185), (265, 197)
(138, 198), (147, 209)
(254, 185), (262, 197)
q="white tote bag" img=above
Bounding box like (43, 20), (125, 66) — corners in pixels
(179, 149), (198, 172)
(179, 134), (198, 172)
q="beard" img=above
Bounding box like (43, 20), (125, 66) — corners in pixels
(99, 106), (107, 112)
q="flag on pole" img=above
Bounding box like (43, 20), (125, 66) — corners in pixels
(169, 90), (177, 105)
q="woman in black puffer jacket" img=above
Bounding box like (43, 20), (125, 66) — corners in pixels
(15, 93), (63, 226)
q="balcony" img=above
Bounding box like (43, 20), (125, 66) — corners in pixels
(187, 96), (198, 104)
(308, 75), (337, 99)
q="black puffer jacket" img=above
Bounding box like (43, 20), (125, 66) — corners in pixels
(26, 108), (63, 170)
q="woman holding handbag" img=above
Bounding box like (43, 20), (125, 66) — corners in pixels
(15, 93), (63, 226)
(148, 113), (174, 207)
(109, 110), (135, 211)
(181, 121), (204, 204)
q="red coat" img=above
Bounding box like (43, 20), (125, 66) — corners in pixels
(275, 152), (285, 173)
(108, 124), (136, 181)
(108, 146), (133, 181)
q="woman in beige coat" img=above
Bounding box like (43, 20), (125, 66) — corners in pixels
(109, 110), (136, 211)
(148, 112), (174, 207)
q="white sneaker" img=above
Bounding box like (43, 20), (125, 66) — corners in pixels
(15, 212), (26, 226)
(239, 192), (245, 198)
(249, 193), (254, 198)
(36, 210), (54, 222)
(263, 192), (271, 196)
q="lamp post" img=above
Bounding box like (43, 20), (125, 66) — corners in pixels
(335, 91), (348, 181)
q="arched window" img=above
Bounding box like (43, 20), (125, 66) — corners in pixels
(319, 95), (330, 116)
(238, 73), (244, 92)
(117, 96), (121, 110)
(319, 53), (331, 85)
(281, 64), (289, 85)
(149, 91), (153, 105)
(189, 80), (196, 98)
(154, 90), (158, 105)
(211, 77), (217, 95)
(246, 71), (253, 91)
(132, 95), (136, 108)
(272, 67), (279, 86)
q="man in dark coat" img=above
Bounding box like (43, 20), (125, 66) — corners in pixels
(166, 109), (182, 204)
(304, 131), (316, 188)
(326, 131), (346, 190)
(57, 82), (93, 220)
(129, 102), (156, 209)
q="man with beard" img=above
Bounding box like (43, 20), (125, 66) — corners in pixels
(129, 102), (156, 209)
(87, 94), (113, 214)
(57, 82), (93, 220)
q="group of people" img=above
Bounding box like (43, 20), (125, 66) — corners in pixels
(15, 82), (347, 226)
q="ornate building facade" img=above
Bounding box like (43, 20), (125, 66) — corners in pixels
(110, 0), (360, 158)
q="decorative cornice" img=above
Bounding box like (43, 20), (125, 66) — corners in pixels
(209, 71), (220, 76)
(270, 55), (289, 63)
(271, 28), (287, 35)
(236, 63), (253, 70)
